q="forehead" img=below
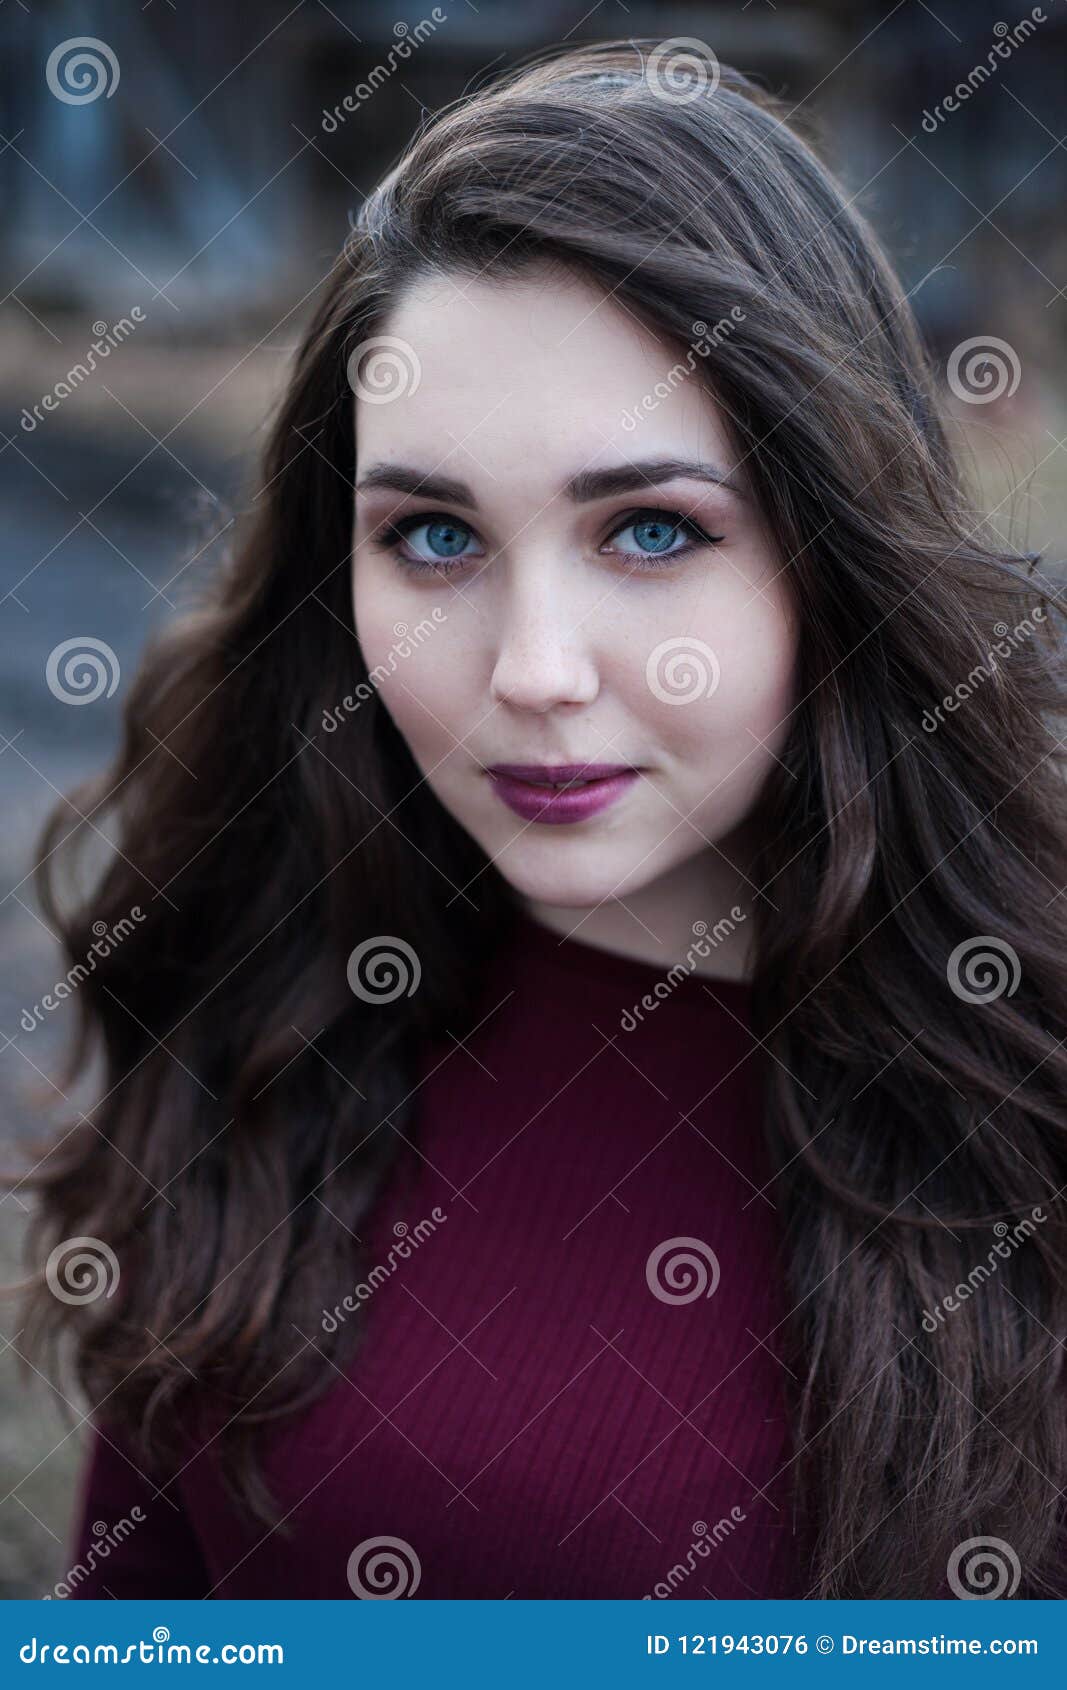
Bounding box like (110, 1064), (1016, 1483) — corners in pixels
(353, 265), (735, 478)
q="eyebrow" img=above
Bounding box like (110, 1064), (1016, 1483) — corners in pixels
(354, 457), (746, 506)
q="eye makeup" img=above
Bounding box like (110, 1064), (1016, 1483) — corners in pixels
(367, 504), (728, 577)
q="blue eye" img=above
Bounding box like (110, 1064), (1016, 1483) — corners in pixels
(608, 509), (724, 563)
(380, 514), (484, 570)
(376, 505), (724, 576)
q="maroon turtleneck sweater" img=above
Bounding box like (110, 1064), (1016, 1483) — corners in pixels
(65, 908), (807, 1599)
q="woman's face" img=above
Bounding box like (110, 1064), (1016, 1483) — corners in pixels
(350, 265), (798, 912)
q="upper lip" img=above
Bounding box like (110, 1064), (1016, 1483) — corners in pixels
(486, 763), (636, 782)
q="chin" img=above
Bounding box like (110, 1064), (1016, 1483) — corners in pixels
(492, 846), (649, 910)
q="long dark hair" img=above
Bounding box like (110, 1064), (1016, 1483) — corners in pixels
(10, 38), (1067, 1597)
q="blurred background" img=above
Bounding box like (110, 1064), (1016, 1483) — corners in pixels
(2, 0), (1065, 1597)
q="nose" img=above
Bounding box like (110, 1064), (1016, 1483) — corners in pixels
(488, 564), (600, 713)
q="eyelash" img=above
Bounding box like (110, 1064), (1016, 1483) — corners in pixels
(373, 506), (727, 577)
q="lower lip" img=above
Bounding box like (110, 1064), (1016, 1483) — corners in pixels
(486, 769), (640, 824)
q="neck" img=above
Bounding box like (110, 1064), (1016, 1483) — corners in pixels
(520, 836), (758, 982)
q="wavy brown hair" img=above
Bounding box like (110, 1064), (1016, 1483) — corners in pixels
(9, 39), (1067, 1597)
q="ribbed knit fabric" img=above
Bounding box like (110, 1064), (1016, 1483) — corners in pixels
(65, 908), (809, 1598)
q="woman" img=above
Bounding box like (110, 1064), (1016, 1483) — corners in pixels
(13, 38), (1067, 1600)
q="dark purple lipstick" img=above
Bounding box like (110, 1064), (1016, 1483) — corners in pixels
(485, 762), (640, 825)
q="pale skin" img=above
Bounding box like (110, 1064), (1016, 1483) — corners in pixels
(350, 264), (800, 981)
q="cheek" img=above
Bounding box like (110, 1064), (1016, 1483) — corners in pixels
(352, 569), (474, 753)
(636, 580), (798, 756)
(352, 558), (404, 658)
(720, 611), (797, 753)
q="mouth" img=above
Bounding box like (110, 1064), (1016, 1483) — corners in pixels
(486, 762), (639, 790)
(483, 762), (642, 825)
